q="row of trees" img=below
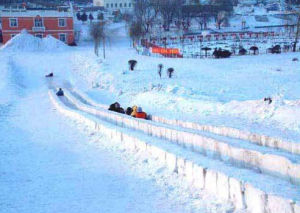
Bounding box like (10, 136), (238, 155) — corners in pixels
(286, 0), (300, 5)
(128, 0), (235, 44)
(76, 12), (104, 23)
(90, 21), (106, 58)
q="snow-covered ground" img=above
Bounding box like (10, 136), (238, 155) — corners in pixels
(71, 22), (300, 142)
(3, 22), (300, 141)
(1, 21), (300, 212)
(0, 25), (237, 213)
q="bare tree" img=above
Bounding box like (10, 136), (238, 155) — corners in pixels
(158, 0), (183, 31)
(216, 11), (227, 29)
(293, 14), (300, 52)
(90, 21), (105, 57)
(134, 0), (157, 33)
(195, 16), (208, 30)
(129, 21), (144, 47)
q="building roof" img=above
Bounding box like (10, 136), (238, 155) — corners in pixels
(1, 9), (73, 18)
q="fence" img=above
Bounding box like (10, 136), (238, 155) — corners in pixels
(139, 31), (300, 59)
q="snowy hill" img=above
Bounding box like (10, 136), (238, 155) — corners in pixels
(1, 30), (69, 52)
(1, 21), (300, 213)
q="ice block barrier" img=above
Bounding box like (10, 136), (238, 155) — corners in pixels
(71, 88), (300, 155)
(63, 90), (300, 186)
(49, 90), (300, 213)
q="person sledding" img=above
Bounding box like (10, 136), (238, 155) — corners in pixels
(131, 105), (138, 117)
(45, 72), (53, 77)
(56, 88), (64, 96)
(135, 107), (147, 119)
(126, 107), (133, 115)
(108, 102), (125, 114)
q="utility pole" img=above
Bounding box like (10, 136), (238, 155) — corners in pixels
(103, 33), (106, 59)
(293, 13), (300, 52)
(101, 20), (106, 59)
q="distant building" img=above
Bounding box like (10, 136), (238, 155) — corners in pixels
(1, 9), (74, 44)
(93, 0), (134, 12)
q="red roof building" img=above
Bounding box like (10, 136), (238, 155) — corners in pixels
(1, 9), (74, 44)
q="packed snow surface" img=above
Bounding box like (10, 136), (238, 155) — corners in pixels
(1, 21), (300, 212)
(74, 23), (300, 140)
(4, 22), (300, 140)
(0, 26), (236, 213)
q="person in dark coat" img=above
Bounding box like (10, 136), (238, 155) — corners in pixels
(56, 88), (64, 96)
(108, 102), (125, 114)
(126, 107), (133, 115)
(108, 102), (118, 111)
(114, 102), (125, 114)
(116, 107), (125, 114)
(264, 97), (272, 104)
(45, 72), (53, 77)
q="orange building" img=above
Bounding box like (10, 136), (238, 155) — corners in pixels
(1, 9), (74, 44)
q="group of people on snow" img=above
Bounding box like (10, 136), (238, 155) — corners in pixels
(47, 71), (149, 120)
(109, 102), (148, 120)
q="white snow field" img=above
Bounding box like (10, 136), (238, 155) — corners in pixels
(1, 21), (300, 213)
(0, 30), (236, 213)
(79, 23), (300, 142)
(49, 87), (300, 213)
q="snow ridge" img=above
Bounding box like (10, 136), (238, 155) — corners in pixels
(1, 30), (69, 52)
(49, 89), (300, 213)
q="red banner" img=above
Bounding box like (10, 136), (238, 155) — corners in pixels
(152, 47), (180, 55)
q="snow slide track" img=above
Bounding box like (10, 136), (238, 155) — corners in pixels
(49, 90), (300, 213)
(71, 88), (300, 156)
(64, 90), (300, 186)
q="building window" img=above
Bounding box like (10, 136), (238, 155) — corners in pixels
(34, 18), (43, 27)
(59, 34), (66, 43)
(35, 34), (43, 38)
(106, 3), (109, 7)
(129, 3), (131, 7)
(111, 3), (113, 7)
(9, 18), (18, 27)
(120, 3), (122, 7)
(58, 18), (66, 27)
(115, 3), (117, 7)
(124, 3), (127, 7)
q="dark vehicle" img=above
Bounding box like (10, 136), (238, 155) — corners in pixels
(213, 48), (232, 58)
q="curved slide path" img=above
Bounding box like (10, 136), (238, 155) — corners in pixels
(0, 56), (235, 213)
(49, 86), (300, 213)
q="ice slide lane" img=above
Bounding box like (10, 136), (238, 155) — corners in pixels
(71, 88), (300, 156)
(49, 90), (300, 213)
(64, 89), (300, 186)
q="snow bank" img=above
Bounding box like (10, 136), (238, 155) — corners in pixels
(72, 40), (300, 135)
(1, 30), (69, 52)
(70, 53), (110, 90)
(63, 90), (300, 185)
(73, 88), (300, 155)
(49, 90), (299, 213)
(152, 115), (300, 155)
(42, 35), (69, 51)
